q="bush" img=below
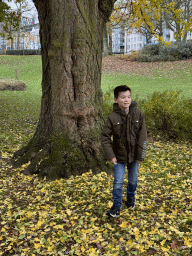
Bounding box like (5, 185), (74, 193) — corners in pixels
(138, 40), (192, 62)
(137, 90), (192, 141)
(6, 49), (41, 55)
(140, 44), (160, 56)
(0, 49), (6, 55)
(0, 79), (26, 91)
(127, 51), (140, 61)
(119, 51), (140, 61)
(103, 89), (113, 121)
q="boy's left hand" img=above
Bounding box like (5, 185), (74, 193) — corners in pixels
(137, 160), (142, 165)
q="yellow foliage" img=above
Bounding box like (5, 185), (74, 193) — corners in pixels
(34, 243), (41, 249)
(119, 222), (127, 228)
(1, 137), (192, 255)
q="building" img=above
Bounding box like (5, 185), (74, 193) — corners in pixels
(112, 27), (146, 54)
(0, 16), (40, 52)
(125, 30), (146, 54)
(112, 25), (192, 54)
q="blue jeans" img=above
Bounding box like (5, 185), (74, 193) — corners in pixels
(112, 161), (139, 208)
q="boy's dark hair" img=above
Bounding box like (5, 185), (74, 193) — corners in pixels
(114, 85), (131, 99)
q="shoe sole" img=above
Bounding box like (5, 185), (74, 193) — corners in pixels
(106, 212), (120, 217)
(108, 213), (120, 217)
(123, 199), (136, 209)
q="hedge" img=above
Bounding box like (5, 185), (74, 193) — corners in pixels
(138, 40), (192, 62)
(6, 49), (41, 55)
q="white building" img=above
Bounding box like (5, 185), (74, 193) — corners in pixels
(112, 27), (146, 54)
(125, 30), (146, 54)
(112, 25), (192, 54)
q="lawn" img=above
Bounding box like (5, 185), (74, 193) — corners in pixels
(0, 55), (192, 255)
(101, 56), (192, 99)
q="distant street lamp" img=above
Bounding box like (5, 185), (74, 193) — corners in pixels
(22, 34), (25, 55)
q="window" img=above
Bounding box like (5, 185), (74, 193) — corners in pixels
(166, 34), (170, 41)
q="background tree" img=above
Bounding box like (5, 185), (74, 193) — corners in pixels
(0, 0), (34, 49)
(109, 0), (132, 29)
(12, 0), (116, 179)
(165, 0), (192, 41)
(108, 0), (192, 44)
(0, 1), (21, 39)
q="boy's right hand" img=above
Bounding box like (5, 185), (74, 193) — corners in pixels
(111, 158), (117, 165)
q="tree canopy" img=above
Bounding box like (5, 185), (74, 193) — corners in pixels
(109, 0), (192, 42)
(0, 0), (33, 38)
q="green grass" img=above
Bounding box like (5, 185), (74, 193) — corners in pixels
(0, 55), (42, 95)
(101, 72), (192, 99)
(0, 56), (41, 152)
(101, 59), (192, 99)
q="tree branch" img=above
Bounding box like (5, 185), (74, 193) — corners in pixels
(98, 0), (116, 21)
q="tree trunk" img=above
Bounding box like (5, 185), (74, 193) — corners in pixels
(108, 34), (112, 54)
(175, 22), (181, 41)
(12, 0), (115, 179)
(103, 24), (109, 56)
(17, 28), (21, 49)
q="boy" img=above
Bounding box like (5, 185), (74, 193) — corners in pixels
(101, 85), (147, 217)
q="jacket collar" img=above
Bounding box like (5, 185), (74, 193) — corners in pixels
(113, 101), (138, 116)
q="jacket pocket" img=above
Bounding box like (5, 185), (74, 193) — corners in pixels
(131, 119), (140, 137)
(113, 121), (124, 138)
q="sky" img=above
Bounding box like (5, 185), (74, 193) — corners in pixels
(5, 0), (38, 21)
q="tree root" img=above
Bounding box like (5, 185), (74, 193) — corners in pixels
(12, 138), (45, 168)
(11, 131), (109, 180)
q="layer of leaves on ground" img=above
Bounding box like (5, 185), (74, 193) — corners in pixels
(102, 56), (192, 78)
(0, 139), (192, 255)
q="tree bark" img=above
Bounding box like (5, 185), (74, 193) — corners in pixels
(12, 0), (115, 179)
(103, 24), (109, 56)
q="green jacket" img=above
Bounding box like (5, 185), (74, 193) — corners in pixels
(101, 102), (147, 163)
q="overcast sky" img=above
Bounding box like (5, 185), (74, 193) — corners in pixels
(5, 0), (38, 21)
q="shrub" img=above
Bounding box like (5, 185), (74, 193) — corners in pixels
(128, 51), (140, 61)
(138, 40), (192, 62)
(6, 49), (41, 55)
(137, 54), (152, 62)
(137, 91), (192, 141)
(102, 89), (113, 120)
(0, 79), (26, 91)
(119, 51), (140, 61)
(140, 44), (160, 56)
(0, 49), (6, 55)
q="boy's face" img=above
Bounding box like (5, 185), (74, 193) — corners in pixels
(115, 90), (131, 111)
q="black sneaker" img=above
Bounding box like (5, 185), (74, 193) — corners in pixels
(125, 197), (135, 209)
(106, 206), (120, 217)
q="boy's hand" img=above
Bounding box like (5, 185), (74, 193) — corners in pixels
(137, 160), (142, 165)
(111, 158), (117, 165)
